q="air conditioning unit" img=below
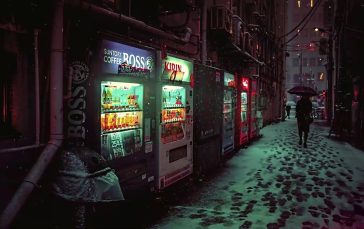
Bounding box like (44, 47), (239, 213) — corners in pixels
(242, 32), (253, 53)
(232, 15), (243, 46)
(209, 6), (232, 34)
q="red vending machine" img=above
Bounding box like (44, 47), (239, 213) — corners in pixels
(249, 79), (258, 139)
(235, 76), (250, 147)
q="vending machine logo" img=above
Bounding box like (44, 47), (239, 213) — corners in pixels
(66, 61), (88, 144)
(145, 56), (154, 72)
(70, 61), (89, 84)
(101, 40), (155, 78)
(164, 61), (185, 81)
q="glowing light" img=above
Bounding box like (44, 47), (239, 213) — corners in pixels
(102, 81), (141, 90)
(297, 0), (301, 8)
(242, 78), (249, 91)
(310, 0), (314, 7)
(163, 85), (184, 91)
(319, 73), (324, 80)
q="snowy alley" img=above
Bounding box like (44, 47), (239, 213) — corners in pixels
(149, 119), (364, 229)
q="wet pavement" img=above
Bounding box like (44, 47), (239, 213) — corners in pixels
(149, 119), (364, 229)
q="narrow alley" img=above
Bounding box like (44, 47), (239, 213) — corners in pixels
(149, 119), (364, 229)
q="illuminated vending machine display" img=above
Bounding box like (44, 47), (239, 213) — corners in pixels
(240, 77), (249, 145)
(222, 72), (235, 155)
(100, 81), (143, 160)
(157, 55), (193, 190)
(249, 79), (258, 139)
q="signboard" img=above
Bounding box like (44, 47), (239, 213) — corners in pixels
(100, 40), (155, 78)
(224, 72), (235, 87)
(161, 55), (193, 82)
(242, 77), (249, 91)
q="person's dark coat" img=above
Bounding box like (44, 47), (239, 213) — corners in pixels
(296, 97), (312, 132)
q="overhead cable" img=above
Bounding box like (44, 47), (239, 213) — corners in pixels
(279, 0), (322, 39)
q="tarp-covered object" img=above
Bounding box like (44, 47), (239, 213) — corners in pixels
(51, 146), (124, 203)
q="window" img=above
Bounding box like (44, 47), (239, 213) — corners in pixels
(309, 57), (316, 66)
(317, 57), (324, 66)
(292, 58), (299, 67)
(294, 74), (301, 83)
(0, 30), (35, 147)
(302, 58), (308, 67)
(0, 50), (20, 139)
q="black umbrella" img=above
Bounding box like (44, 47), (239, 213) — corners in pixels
(288, 86), (317, 96)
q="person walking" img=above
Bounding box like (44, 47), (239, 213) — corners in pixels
(285, 103), (291, 119)
(295, 95), (312, 148)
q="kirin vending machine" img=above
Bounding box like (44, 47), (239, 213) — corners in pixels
(222, 72), (236, 155)
(235, 76), (250, 147)
(156, 54), (193, 190)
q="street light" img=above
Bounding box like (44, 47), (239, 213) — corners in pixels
(314, 27), (333, 123)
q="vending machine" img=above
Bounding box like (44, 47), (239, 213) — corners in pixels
(249, 79), (258, 139)
(156, 54), (193, 190)
(93, 39), (156, 195)
(193, 64), (223, 174)
(222, 72), (236, 155)
(235, 76), (250, 147)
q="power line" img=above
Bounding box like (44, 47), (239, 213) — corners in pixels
(279, 0), (322, 39)
(283, 0), (322, 45)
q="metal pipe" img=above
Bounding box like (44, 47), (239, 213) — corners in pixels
(34, 29), (40, 145)
(201, 0), (207, 64)
(0, 144), (45, 154)
(230, 43), (265, 66)
(66, 0), (190, 44)
(0, 0), (64, 228)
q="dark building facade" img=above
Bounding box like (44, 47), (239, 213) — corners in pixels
(0, 0), (286, 227)
(332, 0), (364, 144)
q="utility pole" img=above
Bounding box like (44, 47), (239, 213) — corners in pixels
(299, 50), (303, 85)
(327, 29), (333, 123)
(316, 26), (334, 123)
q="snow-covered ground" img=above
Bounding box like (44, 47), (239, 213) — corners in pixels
(149, 119), (364, 229)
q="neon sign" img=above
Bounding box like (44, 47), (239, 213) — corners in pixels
(224, 72), (235, 87)
(161, 55), (193, 82)
(165, 62), (182, 72)
(242, 78), (249, 91)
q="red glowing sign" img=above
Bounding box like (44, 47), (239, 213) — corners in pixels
(242, 78), (249, 91)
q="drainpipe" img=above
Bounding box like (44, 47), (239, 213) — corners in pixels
(201, 0), (207, 64)
(66, 0), (191, 44)
(0, 0), (64, 228)
(34, 29), (40, 145)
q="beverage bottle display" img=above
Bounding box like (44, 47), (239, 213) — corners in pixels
(102, 87), (107, 108)
(134, 114), (139, 126)
(101, 114), (106, 130)
(125, 113), (129, 127)
(106, 87), (113, 109)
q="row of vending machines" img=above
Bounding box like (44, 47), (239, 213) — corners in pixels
(66, 38), (260, 196)
(222, 72), (259, 156)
